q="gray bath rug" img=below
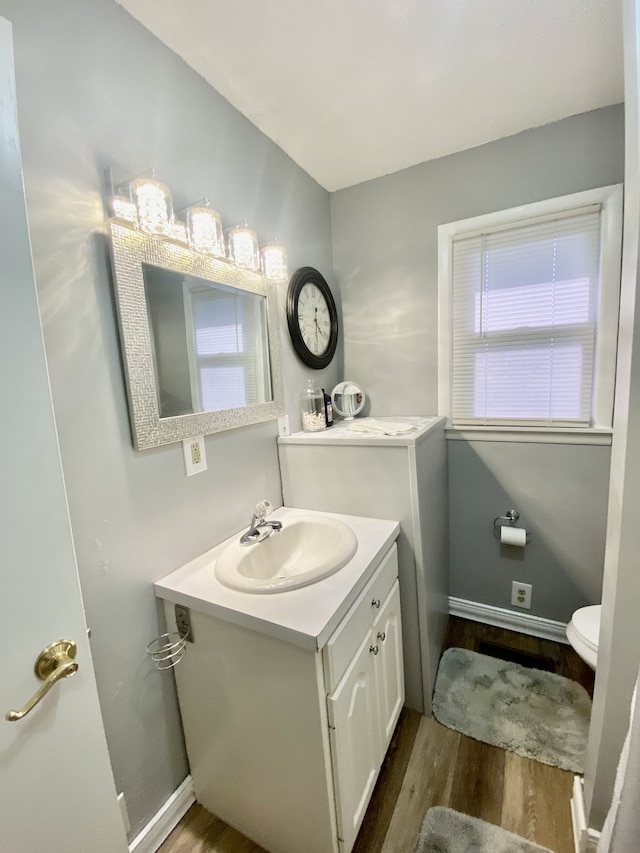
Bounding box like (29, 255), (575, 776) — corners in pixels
(432, 647), (591, 772)
(415, 807), (553, 853)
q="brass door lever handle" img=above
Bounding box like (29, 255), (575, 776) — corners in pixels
(6, 640), (78, 722)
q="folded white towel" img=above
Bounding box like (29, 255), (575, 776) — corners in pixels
(347, 419), (417, 436)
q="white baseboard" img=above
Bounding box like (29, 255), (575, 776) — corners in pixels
(571, 775), (601, 853)
(129, 775), (196, 853)
(449, 596), (569, 644)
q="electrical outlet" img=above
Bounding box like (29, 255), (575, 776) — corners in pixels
(175, 604), (193, 642)
(183, 436), (207, 476)
(511, 581), (532, 609)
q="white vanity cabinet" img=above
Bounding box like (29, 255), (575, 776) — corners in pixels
(159, 533), (402, 853)
(325, 576), (403, 852)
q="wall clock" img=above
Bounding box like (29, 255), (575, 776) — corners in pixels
(286, 266), (338, 369)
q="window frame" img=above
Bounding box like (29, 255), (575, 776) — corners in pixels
(438, 185), (623, 436)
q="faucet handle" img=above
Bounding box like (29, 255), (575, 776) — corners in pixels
(253, 499), (272, 521)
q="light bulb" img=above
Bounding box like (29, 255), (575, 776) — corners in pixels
(261, 242), (288, 280)
(166, 219), (189, 245)
(110, 194), (138, 225)
(227, 223), (260, 271)
(187, 205), (224, 257)
(130, 177), (173, 236)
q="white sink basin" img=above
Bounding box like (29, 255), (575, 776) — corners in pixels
(215, 515), (358, 593)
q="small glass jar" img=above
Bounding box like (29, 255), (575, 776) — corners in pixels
(299, 379), (326, 432)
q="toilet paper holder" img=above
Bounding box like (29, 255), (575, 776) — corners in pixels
(493, 509), (533, 542)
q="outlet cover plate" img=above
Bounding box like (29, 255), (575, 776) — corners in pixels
(511, 581), (532, 609)
(183, 436), (207, 476)
(277, 414), (290, 437)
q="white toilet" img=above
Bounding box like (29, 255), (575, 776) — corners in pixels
(566, 605), (601, 670)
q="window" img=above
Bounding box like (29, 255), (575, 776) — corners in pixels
(184, 281), (272, 413)
(438, 186), (622, 431)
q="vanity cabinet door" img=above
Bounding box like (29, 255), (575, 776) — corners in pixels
(373, 581), (404, 752)
(327, 630), (380, 853)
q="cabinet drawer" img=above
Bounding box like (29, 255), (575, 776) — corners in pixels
(323, 543), (398, 693)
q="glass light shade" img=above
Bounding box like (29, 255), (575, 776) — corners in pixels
(187, 205), (224, 257)
(110, 194), (138, 226)
(130, 177), (173, 236)
(261, 242), (288, 280)
(165, 219), (189, 245)
(227, 223), (260, 271)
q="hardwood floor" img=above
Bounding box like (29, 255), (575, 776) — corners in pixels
(158, 617), (594, 853)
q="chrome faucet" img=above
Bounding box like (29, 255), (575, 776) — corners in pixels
(239, 500), (283, 546)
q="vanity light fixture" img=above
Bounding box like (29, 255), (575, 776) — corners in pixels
(165, 218), (189, 246)
(129, 173), (174, 237)
(185, 200), (225, 257)
(227, 222), (260, 271)
(105, 167), (287, 277)
(260, 241), (288, 280)
(110, 193), (138, 226)
(105, 165), (140, 227)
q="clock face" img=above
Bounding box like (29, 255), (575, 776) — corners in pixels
(297, 282), (331, 356)
(286, 267), (339, 369)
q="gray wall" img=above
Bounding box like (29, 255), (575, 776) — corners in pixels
(331, 107), (624, 620)
(331, 106), (624, 416)
(0, 0), (339, 840)
(448, 440), (610, 621)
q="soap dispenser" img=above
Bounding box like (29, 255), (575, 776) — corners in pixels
(299, 379), (326, 432)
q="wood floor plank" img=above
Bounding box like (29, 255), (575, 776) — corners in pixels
(448, 733), (505, 826)
(213, 826), (267, 853)
(501, 751), (575, 853)
(157, 803), (231, 852)
(379, 716), (460, 853)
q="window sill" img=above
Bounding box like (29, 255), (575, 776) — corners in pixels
(445, 425), (613, 445)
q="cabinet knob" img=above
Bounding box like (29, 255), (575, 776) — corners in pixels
(369, 645), (379, 655)
(377, 631), (386, 642)
(371, 598), (381, 609)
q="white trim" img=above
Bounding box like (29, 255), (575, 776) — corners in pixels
(438, 184), (623, 429)
(571, 776), (601, 853)
(449, 596), (569, 644)
(445, 426), (613, 445)
(128, 776), (196, 853)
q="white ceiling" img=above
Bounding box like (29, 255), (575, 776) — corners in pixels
(116, 0), (624, 192)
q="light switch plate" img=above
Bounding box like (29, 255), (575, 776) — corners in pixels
(183, 436), (207, 476)
(278, 414), (290, 437)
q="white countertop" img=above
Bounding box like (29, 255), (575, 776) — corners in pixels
(278, 415), (444, 446)
(154, 507), (400, 651)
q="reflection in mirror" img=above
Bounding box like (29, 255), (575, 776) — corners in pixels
(143, 265), (273, 418)
(331, 381), (366, 420)
(108, 222), (283, 449)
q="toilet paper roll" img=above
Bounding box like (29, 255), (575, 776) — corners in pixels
(500, 526), (527, 547)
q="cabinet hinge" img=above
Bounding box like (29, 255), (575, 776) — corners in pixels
(328, 723), (336, 730)
(337, 836), (344, 843)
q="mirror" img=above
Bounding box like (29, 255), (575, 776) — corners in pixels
(331, 381), (366, 420)
(108, 222), (283, 449)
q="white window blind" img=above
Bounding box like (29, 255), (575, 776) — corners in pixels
(451, 207), (602, 427)
(188, 285), (271, 412)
